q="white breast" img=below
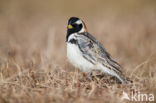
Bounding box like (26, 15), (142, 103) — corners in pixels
(67, 43), (94, 72)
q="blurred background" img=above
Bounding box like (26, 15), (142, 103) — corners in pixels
(0, 0), (156, 67)
(0, 0), (156, 103)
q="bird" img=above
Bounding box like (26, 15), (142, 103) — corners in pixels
(66, 17), (127, 84)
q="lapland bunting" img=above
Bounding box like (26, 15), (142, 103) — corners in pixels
(66, 17), (127, 84)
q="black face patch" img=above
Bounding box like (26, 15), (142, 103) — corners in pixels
(66, 17), (83, 42)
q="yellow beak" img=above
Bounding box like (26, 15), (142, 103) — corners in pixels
(68, 24), (73, 29)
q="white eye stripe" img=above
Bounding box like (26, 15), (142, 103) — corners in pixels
(75, 19), (86, 33)
(75, 20), (82, 24)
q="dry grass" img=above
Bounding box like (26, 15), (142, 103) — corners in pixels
(0, 1), (156, 103)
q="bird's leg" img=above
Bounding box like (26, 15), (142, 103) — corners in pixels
(88, 71), (93, 77)
(85, 71), (93, 80)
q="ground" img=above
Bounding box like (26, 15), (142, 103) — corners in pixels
(0, 1), (156, 103)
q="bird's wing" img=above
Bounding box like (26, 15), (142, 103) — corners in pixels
(76, 32), (122, 73)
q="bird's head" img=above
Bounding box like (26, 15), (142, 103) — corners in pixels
(67, 17), (87, 34)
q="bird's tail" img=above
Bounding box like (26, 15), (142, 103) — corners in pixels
(99, 64), (131, 84)
(113, 72), (127, 84)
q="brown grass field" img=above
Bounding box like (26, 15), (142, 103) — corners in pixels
(0, 0), (156, 103)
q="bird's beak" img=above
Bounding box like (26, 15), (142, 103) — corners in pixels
(68, 24), (73, 29)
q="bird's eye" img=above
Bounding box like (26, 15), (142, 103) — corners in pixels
(72, 24), (77, 28)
